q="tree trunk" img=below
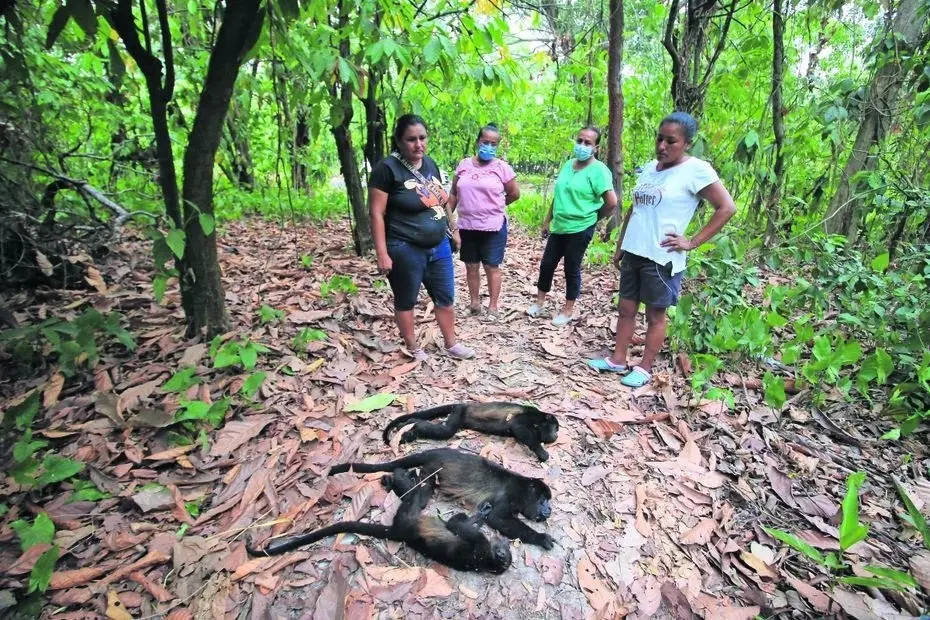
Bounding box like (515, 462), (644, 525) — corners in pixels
(293, 108), (310, 192)
(223, 98), (254, 190)
(363, 7), (385, 169)
(763, 0), (786, 246)
(331, 0), (372, 255)
(602, 0), (624, 239)
(663, 0), (738, 117)
(180, 0), (264, 338)
(825, 0), (924, 238)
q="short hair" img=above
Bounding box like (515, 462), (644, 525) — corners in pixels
(393, 114), (428, 150)
(579, 125), (602, 145)
(660, 112), (698, 142)
(477, 123), (499, 141)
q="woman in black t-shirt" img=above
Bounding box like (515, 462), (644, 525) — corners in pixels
(369, 114), (475, 361)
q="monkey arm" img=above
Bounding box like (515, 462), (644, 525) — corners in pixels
(485, 510), (554, 549)
(445, 513), (490, 545)
(510, 425), (549, 461)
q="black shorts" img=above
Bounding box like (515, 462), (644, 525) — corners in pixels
(619, 252), (684, 308)
(459, 219), (508, 267)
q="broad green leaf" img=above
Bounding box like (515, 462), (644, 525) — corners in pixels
(424, 36), (442, 64)
(762, 526), (825, 565)
(240, 371), (267, 399)
(871, 252), (890, 272)
(895, 480), (930, 549)
(37, 455), (84, 487)
(839, 471), (869, 551)
(166, 229), (186, 259)
(763, 372), (786, 409)
(152, 235), (173, 269)
(67, 0), (97, 37)
(881, 428), (901, 440)
(213, 343), (241, 369)
(198, 213), (215, 236)
(874, 349), (892, 383)
(344, 392), (396, 413)
(11, 513), (55, 551)
(174, 400), (211, 423)
(45, 4), (72, 49)
(28, 546), (59, 593)
(837, 575), (909, 591)
(239, 342), (258, 370)
(862, 565), (917, 588)
(812, 336), (831, 361)
(162, 367), (200, 393)
(6, 391), (41, 431)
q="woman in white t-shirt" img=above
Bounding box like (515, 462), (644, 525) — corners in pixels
(586, 112), (736, 387)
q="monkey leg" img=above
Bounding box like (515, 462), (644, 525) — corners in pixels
(485, 509), (554, 549)
(511, 424), (550, 461)
(402, 420), (461, 442)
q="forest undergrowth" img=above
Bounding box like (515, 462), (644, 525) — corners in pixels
(0, 212), (928, 619)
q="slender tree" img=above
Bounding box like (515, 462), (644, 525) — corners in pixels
(603, 0), (624, 237)
(764, 0), (787, 246)
(824, 0), (927, 238)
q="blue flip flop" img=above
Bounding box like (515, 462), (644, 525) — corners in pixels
(586, 358), (629, 373)
(620, 366), (651, 387)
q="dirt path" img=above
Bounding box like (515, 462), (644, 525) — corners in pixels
(2, 219), (926, 619)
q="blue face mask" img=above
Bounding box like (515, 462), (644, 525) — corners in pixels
(478, 143), (497, 161)
(573, 143), (594, 161)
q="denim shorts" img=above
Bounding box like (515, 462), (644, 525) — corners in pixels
(619, 252), (684, 308)
(386, 237), (455, 311)
(459, 219), (508, 267)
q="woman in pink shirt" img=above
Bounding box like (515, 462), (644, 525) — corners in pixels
(448, 124), (520, 319)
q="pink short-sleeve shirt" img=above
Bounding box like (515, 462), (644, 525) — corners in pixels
(454, 157), (517, 232)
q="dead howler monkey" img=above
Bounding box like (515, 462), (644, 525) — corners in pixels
(247, 468), (512, 574)
(328, 448), (555, 549)
(381, 402), (560, 461)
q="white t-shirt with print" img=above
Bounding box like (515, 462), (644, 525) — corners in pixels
(621, 157), (720, 275)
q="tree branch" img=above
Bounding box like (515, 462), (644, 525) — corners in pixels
(155, 0), (175, 100)
(663, 0), (683, 72)
(699, 0), (737, 89)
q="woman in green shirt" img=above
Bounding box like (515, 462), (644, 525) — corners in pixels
(527, 126), (618, 325)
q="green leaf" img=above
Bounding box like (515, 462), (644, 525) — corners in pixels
(166, 229), (186, 259)
(152, 235), (173, 269)
(763, 372), (786, 409)
(11, 513), (56, 551)
(871, 252), (890, 272)
(67, 0), (97, 37)
(240, 371), (267, 399)
(881, 428), (901, 440)
(28, 546), (59, 593)
(839, 471), (869, 551)
(862, 565), (917, 588)
(837, 575), (910, 591)
(37, 455), (85, 487)
(6, 391), (41, 431)
(174, 400), (211, 423)
(198, 213), (215, 236)
(762, 526), (826, 566)
(895, 479), (930, 549)
(162, 367), (200, 393)
(239, 342), (258, 370)
(344, 392), (397, 413)
(213, 343), (241, 369)
(424, 36), (442, 64)
(874, 349), (892, 384)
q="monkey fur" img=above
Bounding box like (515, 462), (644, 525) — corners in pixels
(328, 448), (555, 550)
(247, 468), (512, 574)
(382, 402), (560, 462)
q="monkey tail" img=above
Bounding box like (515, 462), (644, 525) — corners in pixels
(247, 522), (394, 556)
(381, 404), (459, 443)
(328, 449), (446, 475)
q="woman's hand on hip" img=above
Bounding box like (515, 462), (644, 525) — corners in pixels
(541, 221), (550, 240)
(376, 252), (393, 275)
(613, 250), (625, 270)
(660, 233), (694, 252)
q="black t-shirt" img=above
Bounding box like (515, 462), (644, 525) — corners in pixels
(369, 155), (449, 248)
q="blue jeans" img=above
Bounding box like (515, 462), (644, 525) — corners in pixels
(386, 238), (455, 311)
(459, 219), (508, 267)
(536, 224), (596, 300)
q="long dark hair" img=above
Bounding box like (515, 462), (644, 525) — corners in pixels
(477, 122), (499, 141)
(392, 114), (428, 151)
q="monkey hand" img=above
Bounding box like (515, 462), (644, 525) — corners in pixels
(538, 534), (555, 550)
(476, 501), (494, 519)
(535, 448), (550, 462)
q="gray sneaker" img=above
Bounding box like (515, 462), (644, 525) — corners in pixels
(526, 303), (543, 317)
(445, 343), (475, 359)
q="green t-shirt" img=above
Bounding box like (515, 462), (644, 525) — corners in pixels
(550, 159), (614, 234)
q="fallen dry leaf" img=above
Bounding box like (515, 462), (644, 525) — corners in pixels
(417, 568), (453, 597)
(660, 581), (696, 619)
(635, 484), (651, 537)
(785, 574), (830, 613)
(910, 550), (930, 592)
(209, 414), (275, 456)
(680, 519), (716, 545)
(739, 551), (778, 579)
(106, 590), (132, 620)
(5, 544), (53, 576)
(828, 588), (882, 620)
(145, 444), (196, 461)
(540, 341), (569, 358)
(49, 567), (109, 590)
(581, 465), (609, 487)
(577, 554), (613, 612)
(43, 372), (65, 407)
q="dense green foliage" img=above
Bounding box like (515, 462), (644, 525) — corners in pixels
(1, 1), (928, 424)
